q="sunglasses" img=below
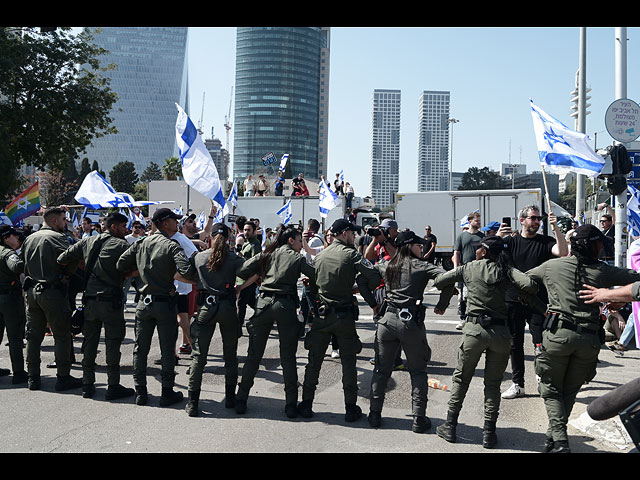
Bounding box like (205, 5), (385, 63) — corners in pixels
(526, 216), (544, 221)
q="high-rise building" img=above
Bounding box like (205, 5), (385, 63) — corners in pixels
(204, 129), (229, 182)
(370, 89), (401, 208)
(82, 27), (189, 180)
(233, 27), (330, 182)
(418, 91), (451, 191)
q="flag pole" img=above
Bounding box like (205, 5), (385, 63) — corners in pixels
(540, 166), (557, 232)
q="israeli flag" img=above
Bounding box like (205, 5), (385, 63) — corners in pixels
(175, 103), (227, 210)
(0, 212), (13, 226)
(279, 154), (289, 172)
(340, 169), (344, 182)
(196, 211), (205, 230)
(318, 178), (341, 218)
(71, 210), (79, 229)
(135, 211), (146, 227)
(75, 171), (173, 209)
(627, 185), (640, 237)
(261, 227), (267, 251)
(174, 206), (183, 216)
(227, 180), (238, 209)
(276, 199), (293, 225)
(530, 99), (605, 177)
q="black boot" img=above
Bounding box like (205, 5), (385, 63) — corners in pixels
(550, 440), (571, 453)
(285, 403), (298, 419)
(482, 420), (497, 449)
(0, 368), (10, 376)
(224, 384), (236, 409)
(135, 386), (148, 406)
(54, 375), (82, 391)
(412, 415), (432, 433)
(235, 398), (247, 414)
(12, 371), (28, 385)
(436, 410), (459, 443)
(159, 387), (184, 407)
(28, 376), (41, 391)
(185, 390), (200, 417)
(368, 410), (382, 428)
(105, 384), (135, 401)
(82, 383), (96, 399)
(543, 436), (554, 453)
(345, 403), (362, 422)
(297, 399), (313, 418)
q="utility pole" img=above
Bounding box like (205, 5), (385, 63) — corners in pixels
(575, 27), (587, 221)
(614, 27), (628, 268)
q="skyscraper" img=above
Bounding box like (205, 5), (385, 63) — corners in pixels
(233, 27), (330, 182)
(417, 91), (451, 191)
(82, 27), (189, 179)
(370, 89), (401, 208)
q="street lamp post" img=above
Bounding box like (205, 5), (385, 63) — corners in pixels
(448, 118), (459, 191)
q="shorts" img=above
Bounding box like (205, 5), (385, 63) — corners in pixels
(176, 294), (190, 314)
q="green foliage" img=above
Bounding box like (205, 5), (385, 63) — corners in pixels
(162, 157), (182, 180)
(0, 27), (118, 194)
(459, 167), (501, 190)
(140, 161), (163, 183)
(109, 160), (139, 194)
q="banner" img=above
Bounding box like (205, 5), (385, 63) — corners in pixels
(5, 181), (40, 225)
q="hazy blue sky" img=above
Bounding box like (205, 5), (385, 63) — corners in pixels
(186, 27), (640, 197)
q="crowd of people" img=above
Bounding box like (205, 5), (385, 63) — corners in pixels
(0, 199), (638, 453)
(242, 172), (355, 202)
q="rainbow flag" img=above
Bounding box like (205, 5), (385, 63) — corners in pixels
(4, 182), (40, 225)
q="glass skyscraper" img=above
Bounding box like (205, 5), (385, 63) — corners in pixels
(82, 27), (189, 179)
(233, 27), (330, 182)
(417, 91), (451, 191)
(370, 89), (401, 208)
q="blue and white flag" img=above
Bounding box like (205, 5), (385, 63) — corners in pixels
(175, 103), (227, 210)
(279, 154), (289, 173)
(71, 210), (79, 229)
(227, 180), (238, 209)
(318, 178), (341, 218)
(0, 212), (13, 226)
(627, 185), (640, 237)
(196, 211), (206, 230)
(276, 199), (293, 225)
(261, 227), (267, 251)
(75, 171), (173, 209)
(135, 211), (146, 227)
(339, 169), (344, 183)
(530, 99), (605, 177)
(174, 206), (183, 216)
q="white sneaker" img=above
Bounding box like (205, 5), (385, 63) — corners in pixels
(455, 319), (465, 330)
(331, 350), (340, 359)
(501, 383), (524, 399)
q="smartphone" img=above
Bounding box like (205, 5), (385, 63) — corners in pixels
(502, 217), (511, 227)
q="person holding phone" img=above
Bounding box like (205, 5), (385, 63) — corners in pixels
(497, 205), (568, 400)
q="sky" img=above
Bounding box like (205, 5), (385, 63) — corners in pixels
(186, 27), (640, 198)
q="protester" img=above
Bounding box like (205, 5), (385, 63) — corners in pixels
(243, 175), (255, 197)
(422, 225), (438, 264)
(480, 221), (500, 237)
(292, 173), (305, 196)
(236, 220), (261, 331)
(81, 217), (98, 238)
(255, 175), (269, 196)
(345, 182), (354, 209)
(596, 203), (615, 264)
(274, 175), (284, 196)
(453, 212), (484, 330)
(334, 173), (344, 195)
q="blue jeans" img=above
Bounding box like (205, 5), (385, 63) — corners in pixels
(620, 313), (636, 347)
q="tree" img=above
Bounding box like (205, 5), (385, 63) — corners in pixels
(140, 161), (163, 183)
(0, 27), (118, 194)
(459, 167), (501, 190)
(109, 161), (139, 193)
(162, 157), (182, 180)
(79, 158), (91, 179)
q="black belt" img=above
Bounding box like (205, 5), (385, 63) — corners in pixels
(557, 319), (599, 335)
(261, 292), (298, 301)
(84, 295), (121, 302)
(466, 315), (507, 327)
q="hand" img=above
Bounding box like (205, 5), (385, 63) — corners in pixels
(434, 308), (445, 315)
(209, 201), (217, 216)
(548, 212), (558, 227)
(497, 223), (512, 237)
(578, 284), (606, 304)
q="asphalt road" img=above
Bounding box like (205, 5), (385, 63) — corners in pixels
(0, 287), (638, 453)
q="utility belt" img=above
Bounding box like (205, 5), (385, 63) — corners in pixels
(543, 312), (600, 336)
(260, 291), (299, 302)
(141, 294), (176, 306)
(466, 314), (507, 328)
(23, 276), (65, 293)
(83, 291), (124, 309)
(384, 302), (426, 325)
(316, 298), (358, 320)
(197, 289), (235, 306)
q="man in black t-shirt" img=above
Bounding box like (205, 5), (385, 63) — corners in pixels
(422, 225), (437, 264)
(497, 205), (568, 400)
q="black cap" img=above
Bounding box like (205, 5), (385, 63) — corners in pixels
(211, 222), (229, 237)
(152, 208), (180, 224)
(478, 235), (508, 254)
(571, 224), (606, 244)
(331, 218), (361, 235)
(395, 230), (428, 247)
(0, 225), (18, 238)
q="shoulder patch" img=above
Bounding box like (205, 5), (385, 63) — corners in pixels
(360, 258), (374, 268)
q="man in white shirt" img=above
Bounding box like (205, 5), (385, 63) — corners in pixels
(81, 217), (98, 238)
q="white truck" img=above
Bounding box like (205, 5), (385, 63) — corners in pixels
(394, 189), (546, 270)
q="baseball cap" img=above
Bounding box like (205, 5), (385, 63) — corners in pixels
(379, 218), (398, 229)
(481, 221), (501, 232)
(179, 213), (196, 227)
(571, 224), (606, 244)
(477, 235), (508, 254)
(331, 218), (361, 235)
(211, 222), (230, 237)
(152, 208), (180, 224)
(395, 230), (428, 247)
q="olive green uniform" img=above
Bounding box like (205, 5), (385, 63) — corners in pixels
(188, 249), (245, 394)
(434, 260), (538, 421)
(235, 244), (315, 407)
(57, 232), (130, 387)
(0, 245), (26, 377)
(21, 227), (76, 379)
(116, 232), (196, 390)
(370, 259), (455, 417)
(527, 256), (640, 444)
(301, 238), (382, 406)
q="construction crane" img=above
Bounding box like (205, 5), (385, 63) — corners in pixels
(197, 92), (206, 136)
(224, 86), (233, 152)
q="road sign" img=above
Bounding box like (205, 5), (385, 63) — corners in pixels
(605, 98), (640, 143)
(626, 151), (640, 186)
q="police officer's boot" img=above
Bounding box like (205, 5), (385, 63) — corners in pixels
(543, 437), (555, 453)
(436, 410), (459, 443)
(105, 384), (135, 401)
(82, 383), (96, 399)
(235, 398), (247, 414)
(550, 440), (571, 453)
(368, 410), (382, 428)
(285, 403), (298, 419)
(345, 403), (362, 422)
(54, 374), (83, 391)
(412, 415), (432, 433)
(185, 390), (200, 417)
(297, 399), (313, 418)
(12, 371), (28, 385)
(135, 386), (148, 406)
(159, 387), (184, 407)
(482, 420), (497, 449)
(28, 375), (41, 391)
(224, 384), (236, 409)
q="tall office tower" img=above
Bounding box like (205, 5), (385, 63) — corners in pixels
(82, 27), (189, 179)
(417, 91), (451, 191)
(233, 27), (330, 182)
(204, 130), (229, 182)
(370, 89), (401, 208)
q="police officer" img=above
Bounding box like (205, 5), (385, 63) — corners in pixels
(527, 224), (640, 453)
(234, 224), (315, 418)
(433, 235), (539, 448)
(0, 225), (27, 384)
(57, 212), (135, 400)
(298, 218), (382, 422)
(21, 207), (81, 391)
(368, 230), (456, 432)
(116, 208), (197, 407)
(185, 223), (253, 417)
